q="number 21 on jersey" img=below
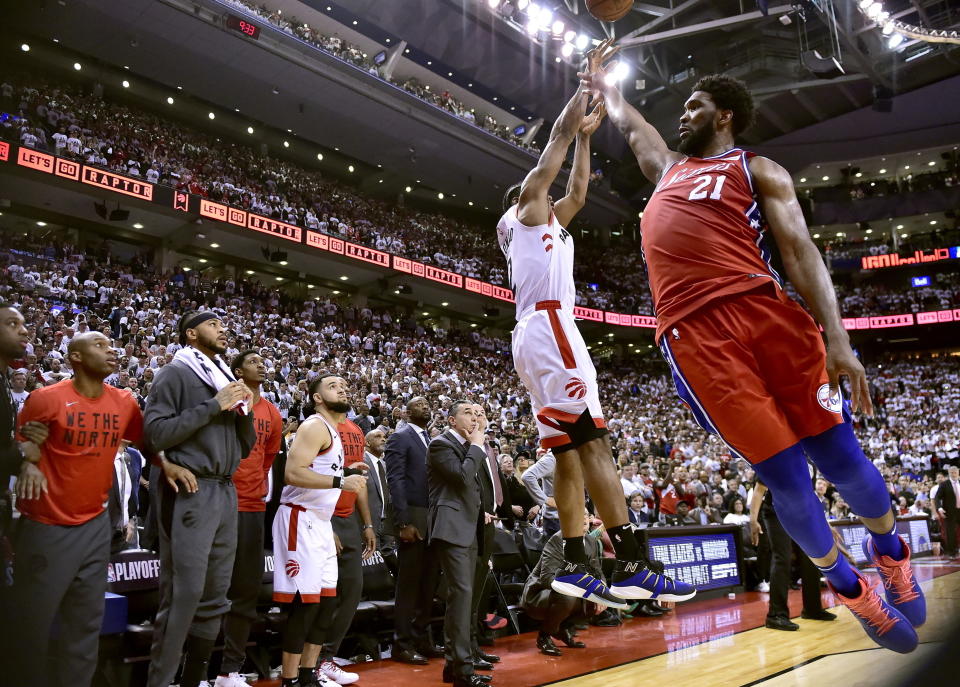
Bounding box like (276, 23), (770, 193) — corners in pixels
(688, 174), (726, 201)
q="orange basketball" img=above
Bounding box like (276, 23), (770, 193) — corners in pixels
(586, 0), (634, 22)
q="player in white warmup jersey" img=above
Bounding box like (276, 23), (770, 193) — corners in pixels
(497, 40), (696, 609)
(273, 374), (367, 687)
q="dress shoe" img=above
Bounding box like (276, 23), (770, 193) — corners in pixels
(801, 609), (836, 621)
(765, 616), (799, 631)
(633, 601), (666, 617)
(473, 659), (494, 671)
(537, 632), (562, 657)
(443, 666), (492, 684)
(452, 676), (493, 687)
(551, 628), (585, 648)
(392, 648), (429, 665)
(415, 643), (446, 658)
(476, 650), (500, 663)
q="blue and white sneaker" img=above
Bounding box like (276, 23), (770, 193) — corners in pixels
(610, 560), (697, 602)
(551, 561), (630, 610)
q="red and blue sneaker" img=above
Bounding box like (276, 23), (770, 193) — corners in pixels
(551, 561), (630, 610)
(829, 570), (918, 654)
(610, 560), (697, 602)
(861, 534), (926, 627)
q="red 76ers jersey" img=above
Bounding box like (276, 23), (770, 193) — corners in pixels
(640, 148), (783, 341)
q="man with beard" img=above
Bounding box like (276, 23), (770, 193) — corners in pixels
(272, 374), (366, 687)
(497, 41), (695, 611)
(213, 350), (282, 687)
(144, 312), (256, 687)
(582, 54), (923, 653)
(7, 332), (184, 686)
(385, 396), (444, 664)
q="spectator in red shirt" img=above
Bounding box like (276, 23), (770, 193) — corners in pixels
(215, 350), (282, 687)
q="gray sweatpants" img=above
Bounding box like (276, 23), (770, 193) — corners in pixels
(9, 510), (110, 687)
(147, 477), (238, 687)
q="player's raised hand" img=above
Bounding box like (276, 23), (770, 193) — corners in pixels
(826, 341), (874, 417)
(580, 101), (606, 136)
(587, 37), (620, 74)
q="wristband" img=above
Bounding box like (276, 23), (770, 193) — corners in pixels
(362, 524), (374, 530)
(332, 475), (343, 489)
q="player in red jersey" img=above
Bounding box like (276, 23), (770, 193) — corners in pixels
(9, 331), (194, 685)
(581, 54), (923, 652)
(214, 349), (282, 687)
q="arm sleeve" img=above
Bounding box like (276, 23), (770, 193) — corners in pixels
(143, 366), (221, 452)
(521, 454), (554, 506)
(384, 432), (410, 525)
(428, 441), (481, 487)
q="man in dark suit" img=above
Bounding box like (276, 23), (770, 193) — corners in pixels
(935, 465), (960, 558)
(109, 440), (143, 553)
(384, 396), (442, 664)
(428, 401), (490, 687)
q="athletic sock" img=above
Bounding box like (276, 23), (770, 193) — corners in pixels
(818, 557), (861, 598)
(299, 666), (318, 685)
(870, 524), (905, 560)
(606, 524), (639, 561)
(563, 536), (587, 565)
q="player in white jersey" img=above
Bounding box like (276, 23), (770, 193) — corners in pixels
(273, 373), (367, 687)
(497, 39), (696, 609)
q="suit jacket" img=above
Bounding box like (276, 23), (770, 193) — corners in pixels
(427, 430), (483, 548)
(935, 479), (960, 515)
(628, 507), (655, 526)
(363, 450), (392, 539)
(109, 446), (142, 529)
(384, 424), (431, 533)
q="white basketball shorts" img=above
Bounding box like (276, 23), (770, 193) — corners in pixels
(511, 301), (606, 450)
(272, 503), (338, 603)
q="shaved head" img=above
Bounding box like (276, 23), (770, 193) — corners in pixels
(67, 331), (111, 356)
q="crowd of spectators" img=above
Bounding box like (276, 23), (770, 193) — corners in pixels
(803, 150), (960, 204)
(3, 227), (958, 536)
(220, 0), (539, 153)
(3, 73), (960, 322)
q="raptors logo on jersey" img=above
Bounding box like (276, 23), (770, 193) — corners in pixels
(497, 205), (574, 320)
(641, 148), (783, 341)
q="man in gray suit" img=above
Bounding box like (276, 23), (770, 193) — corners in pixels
(363, 428), (394, 550)
(428, 401), (491, 687)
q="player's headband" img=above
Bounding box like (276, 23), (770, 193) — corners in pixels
(180, 310), (219, 344)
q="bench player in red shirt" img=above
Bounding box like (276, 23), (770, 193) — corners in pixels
(10, 331), (195, 685)
(214, 349), (282, 687)
(582, 53), (923, 653)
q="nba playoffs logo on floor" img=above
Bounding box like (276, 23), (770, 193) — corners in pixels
(566, 377), (587, 400)
(816, 384), (842, 414)
(286, 559), (301, 578)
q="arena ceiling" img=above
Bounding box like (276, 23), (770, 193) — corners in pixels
(6, 0), (960, 213)
(334, 0), (960, 201)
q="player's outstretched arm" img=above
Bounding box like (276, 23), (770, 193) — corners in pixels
(579, 43), (680, 185)
(751, 156), (873, 417)
(554, 101), (605, 228)
(517, 87), (589, 227)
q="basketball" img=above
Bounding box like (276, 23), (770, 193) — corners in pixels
(586, 0), (634, 22)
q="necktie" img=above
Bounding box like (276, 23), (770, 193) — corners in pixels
(486, 444), (503, 508)
(421, 430), (431, 447)
(377, 459), (391, 511)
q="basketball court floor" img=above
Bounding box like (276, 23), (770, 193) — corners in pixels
(253, 559), (960, 686)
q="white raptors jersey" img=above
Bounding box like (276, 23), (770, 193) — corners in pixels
(279, 414), (343, 518)
(496, 205), (576, 320)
